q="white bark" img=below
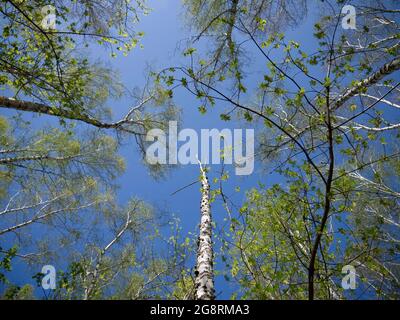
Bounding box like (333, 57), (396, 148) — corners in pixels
(83, 209), (133, 300)
(194, 161), (215, 300)
(333, 56), (400, 109)
(0, 95), (152, 135)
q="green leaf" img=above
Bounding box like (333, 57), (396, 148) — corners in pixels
(198, 105), (207, 114)
(220, 114), (231, 121)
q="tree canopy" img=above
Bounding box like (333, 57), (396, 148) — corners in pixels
(0, 0), (399, 300)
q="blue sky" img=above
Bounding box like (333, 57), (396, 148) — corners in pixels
(80, 0), (399, 299)
(102, 0), (316, 298)
(1, 0), (261, 298)
(111, 0), (262, 298)
(3, 0), (397, 299)
(0, 0), (321, 299)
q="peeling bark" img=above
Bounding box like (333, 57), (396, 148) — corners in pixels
(194, 161), (215, 300)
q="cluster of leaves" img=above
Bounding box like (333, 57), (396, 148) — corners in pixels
(0, 245), (17, 284)
(0, 0), (146, 120)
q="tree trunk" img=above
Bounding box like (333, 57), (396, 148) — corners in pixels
(194, 162), (215, 300)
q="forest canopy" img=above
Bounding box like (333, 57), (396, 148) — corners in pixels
(0, 0), (399, 300)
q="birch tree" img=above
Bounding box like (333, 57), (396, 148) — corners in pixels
(194, 161), (215, 300)
(0, 0), (178, 296)
(0, 0), (178, 149)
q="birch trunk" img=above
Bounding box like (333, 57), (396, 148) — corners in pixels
(194, 162), (215, 300)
